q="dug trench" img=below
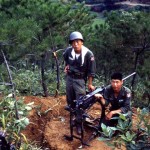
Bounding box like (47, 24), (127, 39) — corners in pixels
(22, 95), (138, 150)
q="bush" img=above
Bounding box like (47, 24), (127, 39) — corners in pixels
(0, 96), (33, 149)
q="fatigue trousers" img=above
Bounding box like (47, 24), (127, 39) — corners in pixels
(66, 75), (86, 109)
(99, 111), (132, 129)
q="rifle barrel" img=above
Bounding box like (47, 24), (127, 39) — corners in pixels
(123, 72), (136, 81)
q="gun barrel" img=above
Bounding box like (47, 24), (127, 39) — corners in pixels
(123, 72), (136, 81)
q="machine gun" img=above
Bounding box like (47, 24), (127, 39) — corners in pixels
(64, 87), (105, 146)
(64, 72), (136, 147)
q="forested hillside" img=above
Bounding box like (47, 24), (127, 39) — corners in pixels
(0, 0), (149, 149)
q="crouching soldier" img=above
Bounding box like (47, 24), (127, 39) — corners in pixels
(95, 72), (132, 128)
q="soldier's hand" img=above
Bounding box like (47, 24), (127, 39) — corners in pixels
(95, 93), (103, 99)
(105, 111), (114, 120)
(95, 94), (106, 105)
(88, 84), (95, 91)
(64, 65), (69, 74)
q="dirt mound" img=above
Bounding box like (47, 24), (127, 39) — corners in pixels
(22, 95), (126, 150)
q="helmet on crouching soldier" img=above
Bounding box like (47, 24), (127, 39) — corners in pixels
(69, 31), (84, 44)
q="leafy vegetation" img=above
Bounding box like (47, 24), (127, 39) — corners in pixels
(0, 96), (33, 149)
(98, 110), (150, 150)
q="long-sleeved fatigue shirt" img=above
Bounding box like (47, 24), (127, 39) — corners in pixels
(63, 45), (96, 80)
(103, 85), (131, 113)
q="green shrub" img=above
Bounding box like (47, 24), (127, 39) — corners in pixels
(0, 96), (33, 149)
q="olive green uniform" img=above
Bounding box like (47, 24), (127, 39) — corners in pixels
(101, 85), (132, 127)
(63, 46), (96, 108)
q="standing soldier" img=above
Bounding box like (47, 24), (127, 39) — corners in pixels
(63, 31), (96, 133)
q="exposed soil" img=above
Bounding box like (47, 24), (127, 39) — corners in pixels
(22, 95), (139, 150)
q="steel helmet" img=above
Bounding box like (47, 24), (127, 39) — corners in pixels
(69, 31), (84, 44)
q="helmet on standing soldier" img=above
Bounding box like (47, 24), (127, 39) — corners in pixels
(69, 31), (84, 44)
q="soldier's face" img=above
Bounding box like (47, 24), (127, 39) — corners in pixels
(111, 79), (123, 93)
(71, 39), (83, 53)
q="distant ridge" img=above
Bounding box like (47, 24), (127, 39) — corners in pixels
(77, 0), (150, 12)
(77, 0), (150, 5)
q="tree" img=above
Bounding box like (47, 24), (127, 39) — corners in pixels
(0, 0), (96, 61)
(88, 10), (150, 87)
(0, 0), (96, 95)
(106, 11), (150, 87)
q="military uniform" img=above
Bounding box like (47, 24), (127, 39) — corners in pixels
(101, 85), (132, 127)
(104, 85), (131, 113)
(63, 45), (96, 109)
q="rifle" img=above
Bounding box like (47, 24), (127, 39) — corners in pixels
(64, 72), (136, 147)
